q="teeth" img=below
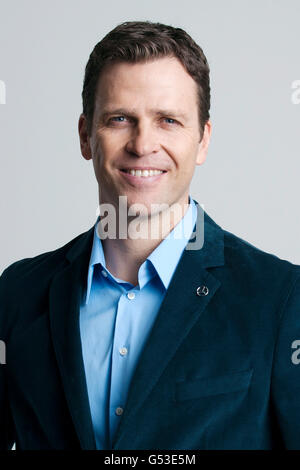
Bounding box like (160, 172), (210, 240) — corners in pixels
(125, 169), (164, 177)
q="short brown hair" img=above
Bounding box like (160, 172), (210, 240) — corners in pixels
(82, 21), (210, 137)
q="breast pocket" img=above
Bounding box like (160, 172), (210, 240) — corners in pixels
(175, 368), (253, 402)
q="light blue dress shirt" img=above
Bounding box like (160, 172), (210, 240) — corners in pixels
(79, 196), (198, 449)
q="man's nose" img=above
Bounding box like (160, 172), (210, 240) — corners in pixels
(125, 122), (160, 156)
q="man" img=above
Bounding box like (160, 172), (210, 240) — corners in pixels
(0, 20), (300, 450)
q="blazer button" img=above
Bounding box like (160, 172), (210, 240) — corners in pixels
(196, 285), (209, 296)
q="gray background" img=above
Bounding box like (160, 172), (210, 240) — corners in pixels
(0, 0), (299, 273)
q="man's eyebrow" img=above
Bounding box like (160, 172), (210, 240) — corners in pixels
(154, 109), (188, 120)
(99, 108), (188, 121)
(99, 108), (132, 120)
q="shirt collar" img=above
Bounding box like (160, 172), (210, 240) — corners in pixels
(147, 197), (197, 290)
(85, 196), (198, 304)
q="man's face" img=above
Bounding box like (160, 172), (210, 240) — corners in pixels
(79, 56), (211, 216)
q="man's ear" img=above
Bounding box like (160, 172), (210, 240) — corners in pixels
(196, 120), (212, 166)
(78, 113), (92, 160)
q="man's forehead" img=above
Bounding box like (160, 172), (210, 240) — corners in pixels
(95, 75), (198, 113)
(94, 58), (199, 120)
(97, 57), (197, 93)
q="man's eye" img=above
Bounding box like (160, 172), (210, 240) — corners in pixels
(110, 116), (127, 122)
(163, 117), (177, 125)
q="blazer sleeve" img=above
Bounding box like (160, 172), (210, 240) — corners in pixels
(271, 270), (300, 449)
(0, 268), (16, 450)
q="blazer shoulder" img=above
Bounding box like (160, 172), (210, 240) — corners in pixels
(222, 226), (300, 282)
(0, 225), (94, 287)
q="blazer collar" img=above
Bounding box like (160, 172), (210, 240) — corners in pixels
(49, 200), (224, 449)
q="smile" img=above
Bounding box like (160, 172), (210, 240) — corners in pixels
(121, 169), (166, 177)
(119, 168), (167, 187)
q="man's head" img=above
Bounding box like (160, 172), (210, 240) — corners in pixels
(81, 21), (210, 137)
(79, 21), (211, 216)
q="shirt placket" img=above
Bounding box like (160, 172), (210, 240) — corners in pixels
(108, 287), (137, 446)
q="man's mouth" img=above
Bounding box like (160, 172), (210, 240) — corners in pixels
(120, 169), (167, 178)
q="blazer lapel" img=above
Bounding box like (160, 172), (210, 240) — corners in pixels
(48, 225), (97, 450)
(113, 202), (225, 449)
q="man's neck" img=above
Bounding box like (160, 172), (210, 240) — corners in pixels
(100, 200), (190, 285)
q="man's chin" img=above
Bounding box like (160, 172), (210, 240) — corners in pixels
(125, 198), (171, 219)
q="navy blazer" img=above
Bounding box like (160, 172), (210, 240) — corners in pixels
(1, 201), (300, 450)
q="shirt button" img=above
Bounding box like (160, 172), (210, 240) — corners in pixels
(115, 407), (123, 416)
(119, 347), (128, 356)
(102, 270), (108, 277)
(127, 292), (135, 300)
